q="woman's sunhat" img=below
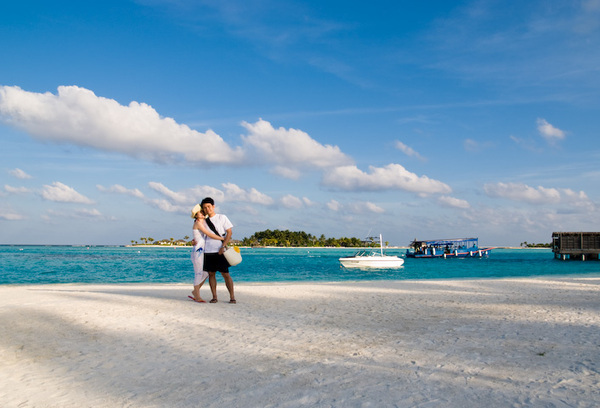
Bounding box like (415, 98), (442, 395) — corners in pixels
(191, 204), (201, 218)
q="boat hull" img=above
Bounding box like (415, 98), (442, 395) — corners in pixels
(339, 256), (404, 268)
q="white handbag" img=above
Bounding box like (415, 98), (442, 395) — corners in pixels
(223, 246), (242, 266)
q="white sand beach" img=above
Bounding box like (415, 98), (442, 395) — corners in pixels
(1, 277), (599, 407)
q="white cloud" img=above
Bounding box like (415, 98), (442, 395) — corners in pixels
(327, 199), (341, 211)
(4, 185), (31, 194)
(0, 85), (243, 165)
(341, 201), (385, 214)
(146, 198), (188, 213)
(97, 184), (145, 198)
(40, 182), (94, 204)
(484, 182), (590, 206)
(438, 195), (470, 209)
(148, 182), (191, 204)
(510, 135), (542, 152)
(322, 164), (452, 194)
(0, 210), (25, 220)
(43, 208), (115, 220)
(73, 208), (107, 219)
(324, 199), (385, 214)
(365, 201), (385, 213)
(395, 141), (425, 160)
(98, 182), (220, 214)
(302, 197), (315, 206)
(222, 182), (274, 205)
(270, 166), (302, 180)
(241, 119), (353, 177)
(537, 118), (566, 144)
(148, 182), (225, 206)
(0, 87), (355, 178)
(280, 194), (314, 209)
(146, 181), (273, 214)
(9, 168), (32, 179)
(280, 194), (304, 209)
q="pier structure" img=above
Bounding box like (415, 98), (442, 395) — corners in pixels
(552, 232), (600, 260)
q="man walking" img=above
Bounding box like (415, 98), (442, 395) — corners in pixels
(200, 197), (236, 303)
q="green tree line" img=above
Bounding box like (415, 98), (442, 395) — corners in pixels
(131, 230), (374, 247)
(520, 241), (551, 248)
(240, 229), (370, 247)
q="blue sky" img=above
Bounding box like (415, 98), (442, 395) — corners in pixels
(1, 0), (599, 246)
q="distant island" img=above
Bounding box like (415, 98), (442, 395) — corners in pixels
(129, 231), (552, 249)
(130, 229), (380, 248)
(240, 230), (374, 247)
(520, 241), (551, 248)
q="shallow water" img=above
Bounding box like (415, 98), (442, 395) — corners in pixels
(0, 246), (598, 285)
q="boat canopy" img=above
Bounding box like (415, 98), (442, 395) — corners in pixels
(410, 238), (479, 250)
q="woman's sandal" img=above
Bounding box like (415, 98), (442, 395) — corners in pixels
(209, 299), (218, 303)
(229, 299), (237, 304)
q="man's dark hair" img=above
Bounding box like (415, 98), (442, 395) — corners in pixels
(201, 197), (215, 206)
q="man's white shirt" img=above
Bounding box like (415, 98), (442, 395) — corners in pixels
(204, 214), (233, 253)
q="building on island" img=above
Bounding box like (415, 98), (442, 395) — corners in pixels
(552, 232), (600, 260)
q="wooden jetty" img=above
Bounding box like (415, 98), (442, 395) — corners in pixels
(552, 232), (600, 260)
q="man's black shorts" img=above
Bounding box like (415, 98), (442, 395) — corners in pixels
(204, 252), (230, 273)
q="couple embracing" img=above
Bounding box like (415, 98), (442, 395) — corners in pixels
(189, 197), (236, 304)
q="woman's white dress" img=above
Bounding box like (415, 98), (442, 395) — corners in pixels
(191, 228), (208, 285)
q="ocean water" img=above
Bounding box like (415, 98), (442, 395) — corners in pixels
(0, 246), (598, 285)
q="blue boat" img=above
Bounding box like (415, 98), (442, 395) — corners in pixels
(406, 238), (494, 258)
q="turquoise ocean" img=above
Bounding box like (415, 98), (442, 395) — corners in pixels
(1, 246), (598, 285)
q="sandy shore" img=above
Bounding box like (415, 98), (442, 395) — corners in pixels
(1, 277), (599, 407)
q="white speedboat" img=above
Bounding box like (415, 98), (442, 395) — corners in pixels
(339, 235), (404, 268)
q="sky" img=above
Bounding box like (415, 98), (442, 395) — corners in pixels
(1, 0), (600, 246)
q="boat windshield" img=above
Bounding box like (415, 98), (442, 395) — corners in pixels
(352, 249), (382, 257)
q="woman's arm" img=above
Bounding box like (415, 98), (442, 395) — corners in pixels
(196, 219), (224, 240)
